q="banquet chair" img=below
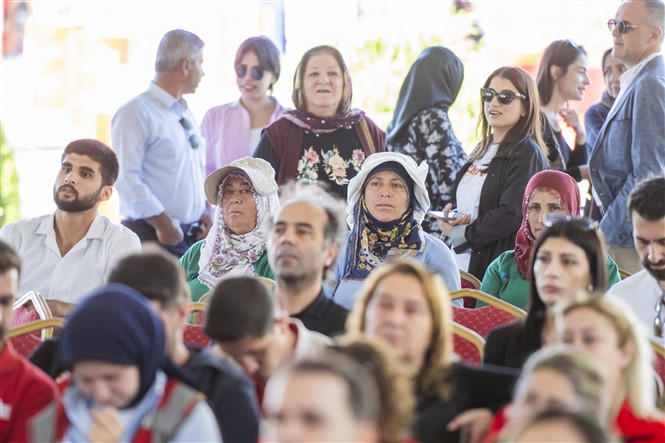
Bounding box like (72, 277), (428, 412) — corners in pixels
(459, 270), (481, 308)
(256, 276), (276, 291)
(618, 268), (632, 280)
(651, 339), (665, 392)
(8, 318), (65, 357)
(451, 322), (485, 365)
(450, 289), (526, 339)
(12, 291), (53, 327)
(184, 302), (211, 347)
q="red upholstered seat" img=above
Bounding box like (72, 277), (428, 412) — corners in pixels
(183, 324), (211, 347)
(651, 339), (665, 394)
(451, 323), (485, 365)
(450, 289), (526, 339)
(8, 318), (64, 357)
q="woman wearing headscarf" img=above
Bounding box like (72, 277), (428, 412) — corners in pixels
(329, 152), (460, 310)
(254, 45), (385, 200)
(386, 46), (468, 235)
(178, 157), (280, 302)
(480, 169), (621, 309)
(59, 284), (221, 442)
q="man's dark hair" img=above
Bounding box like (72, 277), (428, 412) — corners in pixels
(107, 248), (185, 309)
(628, 175), (665, 221)
(62, 139), (119, 187)
(204, 276), (275, 342)
(0, 240), (21, 277)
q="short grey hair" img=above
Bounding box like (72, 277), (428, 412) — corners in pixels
(277, 182), (348, 248)
(155, 29), (204, 73)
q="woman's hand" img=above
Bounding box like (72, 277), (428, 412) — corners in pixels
(88, 407), (123, 443)
(558, 108), (586, 144)
(447, 408), (494, 443)
(438, 203), (471, 237)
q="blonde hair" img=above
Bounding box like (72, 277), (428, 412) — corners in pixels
(331, 335), (414, 443)
(345, 259), (454, 398)
(554, 293), (662, 420)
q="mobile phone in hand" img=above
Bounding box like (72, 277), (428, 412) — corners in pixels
(428, 210), (461, 221)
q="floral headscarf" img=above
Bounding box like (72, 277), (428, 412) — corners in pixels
(197, 171), (279, 289)
(342, 157), (429, 281)
(514, 170), (580, 279)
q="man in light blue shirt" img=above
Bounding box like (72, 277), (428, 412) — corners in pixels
(112, 29), (211, 257)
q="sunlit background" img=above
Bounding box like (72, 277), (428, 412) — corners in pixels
(1, 0), (620, 225)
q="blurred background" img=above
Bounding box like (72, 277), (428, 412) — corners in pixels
(1, 0), (620, 225)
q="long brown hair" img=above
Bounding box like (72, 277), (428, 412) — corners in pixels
(469, 66), (547, 163)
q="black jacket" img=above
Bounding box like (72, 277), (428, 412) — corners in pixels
(451, 138), (547, 280)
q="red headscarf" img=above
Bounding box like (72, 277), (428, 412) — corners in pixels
(514, 170), (580, 279)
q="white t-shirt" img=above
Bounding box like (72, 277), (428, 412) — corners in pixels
(0, 212), (141, 304)
(249, 128), (262, 156)
(454, 144), (499, 270)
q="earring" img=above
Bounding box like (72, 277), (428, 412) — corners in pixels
(587, 284), (594, 292)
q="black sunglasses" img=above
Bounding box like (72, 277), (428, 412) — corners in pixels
(480, 88), (526, 105)
(235, 64), (264, 81)
(607, 19), (638, 34)
(179, 118), (199, 149)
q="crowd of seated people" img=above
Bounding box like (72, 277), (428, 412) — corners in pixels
(2, 1), (665, 441)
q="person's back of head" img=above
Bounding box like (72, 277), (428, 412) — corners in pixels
(62, 139), (119, 187)
(204, 276), (275, 342)
(107, 247), (186, 310)
(155, 29), (204, 74)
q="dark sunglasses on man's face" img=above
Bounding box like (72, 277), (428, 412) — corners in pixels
(235, 64), (264, 81)
(480, 88), (526, 105)
(607, 19), (638, 34)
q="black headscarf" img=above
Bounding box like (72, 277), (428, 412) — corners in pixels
(60, 283), (170, 407)
(386, 46), (464, 145)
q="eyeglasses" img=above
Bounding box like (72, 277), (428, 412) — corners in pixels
(542, 213), (599, 229)
(607, 19), (638, 34)
(179, 118), (199, 149)
(480, 88), (526, 105)
(655, 293), (665, 338)
(235, 64), (264, 81)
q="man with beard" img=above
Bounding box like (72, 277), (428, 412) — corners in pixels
(268, 183), (349, 337)
(607, 175), (665, 339)
(0, 139), (140, 316)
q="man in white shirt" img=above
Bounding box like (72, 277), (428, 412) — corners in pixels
(112, 29), (211, 257)
(0, 139), (141, 316)
(607, 175), (665, 340)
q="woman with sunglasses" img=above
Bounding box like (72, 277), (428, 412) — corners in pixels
(386, 46), (468, 235)
(201, 36), (285, 175)
(480, 170), (620, 310)
(254, 45), (385, 200)
(439, 66), (548, 281)
(536, 39), (591, 180)
(554, 294), (665, 443)
(484, 217), (609, 369)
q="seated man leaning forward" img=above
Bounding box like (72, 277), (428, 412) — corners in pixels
(204, 276), (331, 406)
(329, 151), (461, 309)
(178, 157), (279, 302)
(0, 139), (140, 316)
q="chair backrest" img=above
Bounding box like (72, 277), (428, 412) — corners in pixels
(618, 268), (632, 280)
(256, 276), (276, 291)
(12, 291), (53, 326)
(188, 301), (207, 326)
(651, 339), (665, 391)
(450, 289), (526, 339)
(451, 322), (485, 365)
(8, 318), (65, 357)
(459, 270), (481, 290)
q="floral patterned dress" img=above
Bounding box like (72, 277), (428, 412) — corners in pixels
(387, 107), (468, 234)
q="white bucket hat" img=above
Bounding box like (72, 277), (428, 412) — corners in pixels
(204, 157), (278, 205)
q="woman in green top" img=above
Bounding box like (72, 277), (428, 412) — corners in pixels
(178, 157), (279, 301)
(480, 170), (619, 309)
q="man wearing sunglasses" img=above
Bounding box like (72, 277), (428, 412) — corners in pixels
(589, 0), (665, 273)
(112, 29), (212, 257)
(607, 176), (665, 340)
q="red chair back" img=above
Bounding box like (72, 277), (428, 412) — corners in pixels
(651, 339), (665, 390)
(459, 270), (481, 308)
(183, 324), (211, 347)
(451, 323), (484, 365)
(8, 318), (64, 357)
(450, 289), (526, 339)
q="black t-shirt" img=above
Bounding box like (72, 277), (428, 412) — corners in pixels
(291, 290), (349, 338)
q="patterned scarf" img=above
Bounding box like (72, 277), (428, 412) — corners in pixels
(197, 172), (278, 289)
(283, 108), (365, 134)
(343, 194), (424, 280)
